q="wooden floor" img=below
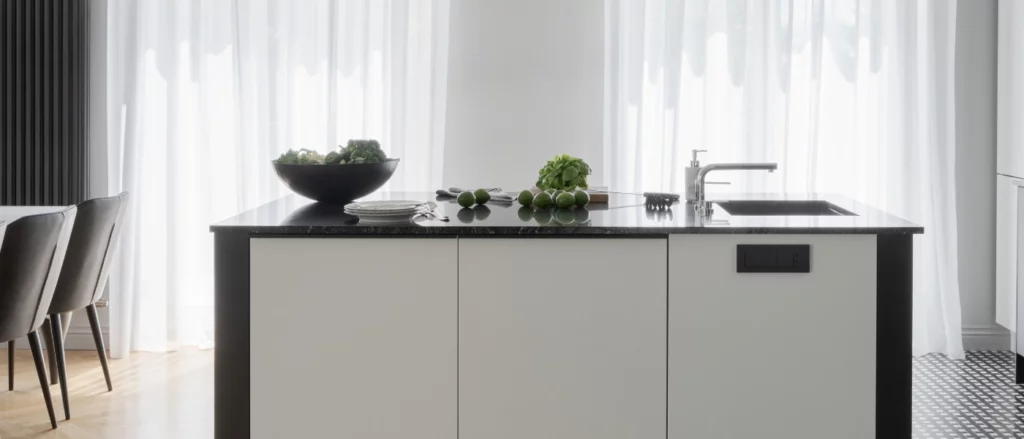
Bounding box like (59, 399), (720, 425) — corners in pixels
(0, 348), (213, 439)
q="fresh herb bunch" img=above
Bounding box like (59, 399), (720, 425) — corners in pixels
(276, 148), (325, 164)
(276, 140), (387, 165)
(536, 154), (591, 191)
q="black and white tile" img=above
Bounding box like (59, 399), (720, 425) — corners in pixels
(913, 351), (1024, 438)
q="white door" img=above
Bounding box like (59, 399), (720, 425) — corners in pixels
(997, 175), (1023, 329)
(250, 238), (458, 439)
(458, 238), (667, 439)
(669, 234), (876, 439)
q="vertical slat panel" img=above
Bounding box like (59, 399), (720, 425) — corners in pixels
(0, 0), (89, 206)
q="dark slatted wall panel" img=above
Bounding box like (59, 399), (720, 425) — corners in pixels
(0, 0), (90, 206)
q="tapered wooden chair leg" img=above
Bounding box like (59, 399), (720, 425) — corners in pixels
(50, 315), (70, 420)
(8, 339), (13, 391)
(41, 322), (58, 385)
(86, 305), (112, 391)
(28, 331), (57, 429)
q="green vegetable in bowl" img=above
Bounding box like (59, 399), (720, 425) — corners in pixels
(336, 139), (387, 164)
(275, 139), (387, 165)
(276, 148), (325, 164)
(536, 154), (591, 191)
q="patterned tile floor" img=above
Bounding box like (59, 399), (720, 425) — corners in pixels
(914, 351), (1024, 438)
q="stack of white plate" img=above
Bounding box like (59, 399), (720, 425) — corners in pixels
(344, 200), (435, 223)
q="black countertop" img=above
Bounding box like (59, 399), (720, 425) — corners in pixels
(210, 192), (923, 235)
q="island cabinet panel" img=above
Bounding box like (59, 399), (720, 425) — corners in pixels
(249, 238), (457, 439)
(668, 234), (876, 439)
(458, 238), (667, 439)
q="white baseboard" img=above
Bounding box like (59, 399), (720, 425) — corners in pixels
(962, 324), (1012, 351)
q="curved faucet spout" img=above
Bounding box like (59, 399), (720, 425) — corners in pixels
(694, 163), (779, 213)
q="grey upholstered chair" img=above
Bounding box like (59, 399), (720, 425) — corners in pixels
(0, 206), (77, 429)
(40, 192), (128, 421)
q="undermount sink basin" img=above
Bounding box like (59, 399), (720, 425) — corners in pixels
(714, 200), (857, 216)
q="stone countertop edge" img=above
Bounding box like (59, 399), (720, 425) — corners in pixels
(209, 192), (924, 235)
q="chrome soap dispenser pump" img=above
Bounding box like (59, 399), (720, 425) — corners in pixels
(684, 149), (707, 201)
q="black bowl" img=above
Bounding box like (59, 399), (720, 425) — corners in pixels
(272, 158), (400, 205)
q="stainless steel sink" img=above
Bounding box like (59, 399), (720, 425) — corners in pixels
(713, 200), (857, 216)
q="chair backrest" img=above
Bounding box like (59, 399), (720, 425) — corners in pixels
(0, 206), (76, 343)
(49, 192), (129, 314)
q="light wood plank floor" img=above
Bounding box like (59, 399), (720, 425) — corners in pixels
(0, 348), (212, 439)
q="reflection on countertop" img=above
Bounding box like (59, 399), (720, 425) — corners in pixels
(211, 191), (922, 235)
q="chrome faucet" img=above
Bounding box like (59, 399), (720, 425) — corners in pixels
(693, 161), (778, 214)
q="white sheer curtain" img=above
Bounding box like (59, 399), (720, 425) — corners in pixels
(105, 0), (449, 356)
(605, 0), (963, 358)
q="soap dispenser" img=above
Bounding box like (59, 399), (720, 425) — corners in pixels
(684, 149), (706, 201)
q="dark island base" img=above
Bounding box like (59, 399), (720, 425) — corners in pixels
(1017, 354), (1024, 385)
(214, 232), (250, 439)
(213, 233), (915, 439)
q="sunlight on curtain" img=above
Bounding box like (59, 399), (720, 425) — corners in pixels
(605, 0), (963, 357)
(106, 0), (449, 356)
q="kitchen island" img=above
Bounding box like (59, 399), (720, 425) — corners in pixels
(210, 192), (921, 439)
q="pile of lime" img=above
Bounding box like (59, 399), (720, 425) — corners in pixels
(518, 189), (589, 209)
(457, 188), (493, 208)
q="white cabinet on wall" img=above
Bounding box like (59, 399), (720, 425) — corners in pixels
(458, 238), (667, 439)
(668, 234), (877, 439)
(996, 175), (1024, 330)
(249, 238), (458, 439)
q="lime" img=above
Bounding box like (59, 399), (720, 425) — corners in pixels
(517, 206), (535, 222)
(534, 191), (553, 209)
(456, 208), (475, 223)
(544, 188), (556, 196)
(554, 208), (575, 224)
(552, 190), (565, 200)
(518, 190), (534, 206)
(555, 192), (575, 209)
(534, 208), (553, 225)
(474, 188), (491, 204)
(457, 192), (475, 208)
(573, 190), (590, 207)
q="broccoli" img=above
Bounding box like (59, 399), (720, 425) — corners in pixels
(274, 140), (387, 165)
(275, 148), (324, 164)
(336, 139), (387, 164)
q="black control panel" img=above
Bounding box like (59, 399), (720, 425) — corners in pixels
(736, 245), (810, 273)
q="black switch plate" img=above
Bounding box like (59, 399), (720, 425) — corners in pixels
(736, 245), (810, 273)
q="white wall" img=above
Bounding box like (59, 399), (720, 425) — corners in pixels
(956, 0), (1005, 350)
(443, 0), (605, 191)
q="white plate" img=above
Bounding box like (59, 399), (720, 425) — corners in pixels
(344, 200), (428, 214)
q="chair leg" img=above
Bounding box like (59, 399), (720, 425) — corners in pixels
(86, 305), (112, 391)
(41, 322), (58, 385)
(50, 315), (70, 420)
(8, 339), (13, 391)
(28, 331), (57, 429)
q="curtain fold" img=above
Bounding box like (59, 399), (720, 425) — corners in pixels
(105, 0), (449, 356)
(605, 0), (964, 358)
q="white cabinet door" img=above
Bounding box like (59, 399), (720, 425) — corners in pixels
(997, 174), (1022, 329)
(669, 235), (876, 439)
(999, 0), (1024, 177)
(459, 238), (666, 439)
(1018, 187), (1024, 353)
(250, 238), (458, 439)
